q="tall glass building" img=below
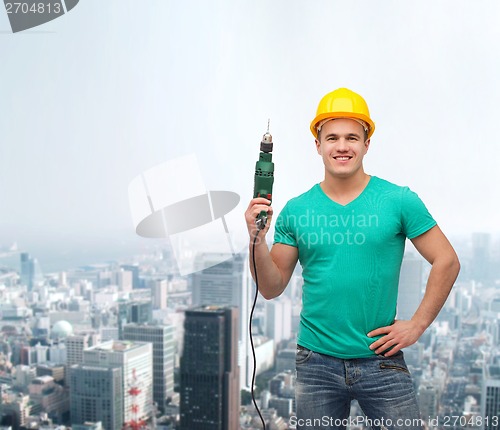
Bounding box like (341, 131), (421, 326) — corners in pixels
(83, 340), (153, 426)
(123, 323), (175, 414)
(69, 365), (123, 430)
(180, 306), (240, 430)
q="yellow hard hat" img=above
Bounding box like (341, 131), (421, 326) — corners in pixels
(310, 88), (375, 139)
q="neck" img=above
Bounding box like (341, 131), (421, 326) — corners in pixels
(320, 170), (370, 203)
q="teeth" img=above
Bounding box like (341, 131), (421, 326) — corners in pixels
(335, 157), (350, 160)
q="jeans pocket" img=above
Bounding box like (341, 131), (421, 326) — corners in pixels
(379, 352), (410, 374)
(379, 362), (410, 374)
(296, 345), (314, 365)
(378, 351), (410, 373)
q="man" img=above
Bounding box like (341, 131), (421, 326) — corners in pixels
(244, 88), (460, 430)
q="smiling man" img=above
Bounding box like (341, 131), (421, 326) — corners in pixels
(245, 88), (460, 430)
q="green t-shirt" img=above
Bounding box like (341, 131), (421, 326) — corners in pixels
(273, 176), (436, 359)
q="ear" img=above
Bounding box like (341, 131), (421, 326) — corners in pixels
(315, 138), (321, 154)
(364, 138), (371, 154)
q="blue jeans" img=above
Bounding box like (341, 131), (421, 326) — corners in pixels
(295, 346), (423, 430)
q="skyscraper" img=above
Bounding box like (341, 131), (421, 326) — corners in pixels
(191, 254), (245, 309)
(66, 333), (101, 369)
(472, 232), (491, 282)
(113, 268), (133, 293)
(397, 254), (423, 320)
(265, 297), (292, 345)
(121, 264), (140, 289)
(117, 300), (152, 339)
(123, 323), (175, 414)
(180, 306), (240, 430)
(190, 253), (252, 388)
(69, 365), (123, 430)
(83, 340), (153, 426)
(20, 252), (35, 291)
(418, 383), (439, 419)
(482, 364), (500, 430)
(150, 279), (168, 310)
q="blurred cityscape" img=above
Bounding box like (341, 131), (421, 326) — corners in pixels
(0, 232), (499, 430)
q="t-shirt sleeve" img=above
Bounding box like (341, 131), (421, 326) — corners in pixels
(273, 203), (298, 247)
(401, 187), (437, 239)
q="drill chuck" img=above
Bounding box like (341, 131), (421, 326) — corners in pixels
(253, 125), (274, 229)
(260, 131), (273, 153)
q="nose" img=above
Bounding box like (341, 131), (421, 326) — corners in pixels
(336, 138), (349, 151)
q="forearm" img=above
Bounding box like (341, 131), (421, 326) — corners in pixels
(410, 255), (460, 333)
(368, 254), (460, 356)
(368, 228), (461, 356)
(249, 236), (286, 300)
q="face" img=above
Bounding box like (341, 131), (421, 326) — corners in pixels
(315, 118), (370, 180)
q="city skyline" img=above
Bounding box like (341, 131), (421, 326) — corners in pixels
(1, 233), (500, 429)
(1, 225), (500, 277)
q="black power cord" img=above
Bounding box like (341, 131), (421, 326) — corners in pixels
(250, 229), (266, 430)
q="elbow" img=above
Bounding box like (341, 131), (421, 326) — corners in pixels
(260, 289), (281, 301)
(432, 251), (460, 289)
(446, 252), (461, 284)
(453, 254), (461, 278)
(260, 292), (274, 300)
(259, 282), (286, 300)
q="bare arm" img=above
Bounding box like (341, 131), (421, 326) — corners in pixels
(368, 225), (460, 356)
(245, 198), (299, 300)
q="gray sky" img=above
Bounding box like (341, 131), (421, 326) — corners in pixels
(1, 1), (500, 266)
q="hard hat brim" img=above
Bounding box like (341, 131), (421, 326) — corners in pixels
(310, 112), (375, 139)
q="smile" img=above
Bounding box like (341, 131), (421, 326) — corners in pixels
(333, 156), (352, 161)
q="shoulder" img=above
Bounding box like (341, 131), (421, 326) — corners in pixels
(370, 176), (406, 193)
(368, 176), (435, 238)
(369, 176), (422, 201)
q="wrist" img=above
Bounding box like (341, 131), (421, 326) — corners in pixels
(249, 231), (268, 247)
(409, 317), (428, 336)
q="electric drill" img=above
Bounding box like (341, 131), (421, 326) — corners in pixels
(253, 121), (274, 230)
